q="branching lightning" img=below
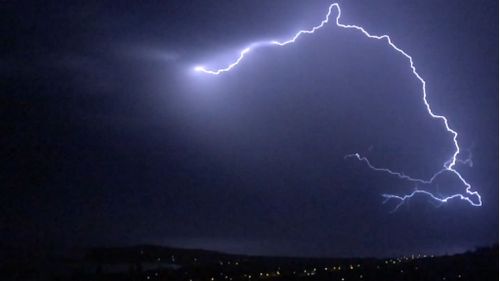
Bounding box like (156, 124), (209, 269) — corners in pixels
(193, 3), (482, 210)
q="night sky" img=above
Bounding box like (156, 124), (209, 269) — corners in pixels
(2, 0), (498, 257)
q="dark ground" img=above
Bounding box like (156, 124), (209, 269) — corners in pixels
(1, 244), (497, 281)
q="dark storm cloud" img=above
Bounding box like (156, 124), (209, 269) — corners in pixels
(1, 0), (497, 257)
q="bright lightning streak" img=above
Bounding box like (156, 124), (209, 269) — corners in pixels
(193, 3), (482, 209)
(195, 47), (252, 75)
(343, 153), (446, 185)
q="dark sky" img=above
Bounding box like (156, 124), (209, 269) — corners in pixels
(2, 0), (498, 257)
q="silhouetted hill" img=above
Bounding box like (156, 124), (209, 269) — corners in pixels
(1, 244), (497, 281)
(85, 245), (228, 264)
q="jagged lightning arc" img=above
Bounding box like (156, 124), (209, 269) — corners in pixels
(193, 3), (482, 210)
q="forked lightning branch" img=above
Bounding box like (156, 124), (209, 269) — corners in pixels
(193, 3), (482, 210)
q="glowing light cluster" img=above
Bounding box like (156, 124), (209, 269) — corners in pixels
(193, 3), (481, 210)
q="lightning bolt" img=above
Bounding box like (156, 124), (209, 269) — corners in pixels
(193, 3), (482, 209)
